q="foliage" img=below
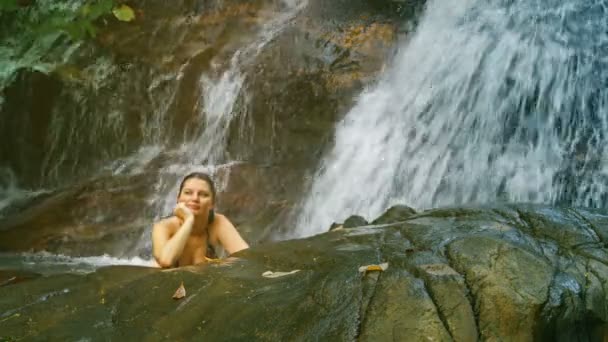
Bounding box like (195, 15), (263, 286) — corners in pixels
(0, 0), (135, 41)
(0, 0), (19, 12)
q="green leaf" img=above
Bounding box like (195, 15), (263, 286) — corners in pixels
(112, 4), (135, 22)
(0, 0), (18, 11)
(85, 0), (114, 20)
(36, 15), (70, 36)
(63, 24), (83, 40)
(83, 21), (97, 38)
(99, 0), (114, 12)
(80, 4), (91, 17)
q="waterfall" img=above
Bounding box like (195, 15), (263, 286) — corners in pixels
(0, 0), (307, 259)
(185, 0), (308, 166)
(134, 0), (308, 254)
(0, 167), (50, 218)
(153, 0), (307, 207)
(0, 0), (305, 210)
(295, 0), (608, 236)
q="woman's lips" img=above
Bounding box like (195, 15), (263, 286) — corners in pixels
(186, 204), (201, 211)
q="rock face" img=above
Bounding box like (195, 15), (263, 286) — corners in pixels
(1, 204), (606, 340)
(0, 0), (414, 252)
(0, 173), (159, 257)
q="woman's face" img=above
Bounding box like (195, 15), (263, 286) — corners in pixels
(177, 178), (214, 216)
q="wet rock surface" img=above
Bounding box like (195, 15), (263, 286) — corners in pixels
(0, 172), (159, 257)
(1, 204), (606, 340)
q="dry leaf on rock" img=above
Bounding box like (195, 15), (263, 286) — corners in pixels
(358, 262), (389, 274)
(172, 281), (186, 300)
(262, 270), (301, 278)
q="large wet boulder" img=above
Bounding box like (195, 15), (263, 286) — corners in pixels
(1, 204), (606, 340)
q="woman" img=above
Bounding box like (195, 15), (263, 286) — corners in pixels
(152, 172), (249, 268)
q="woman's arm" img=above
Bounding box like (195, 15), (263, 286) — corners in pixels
(213, 214), (249, 255)
(152, 205), (195, 268)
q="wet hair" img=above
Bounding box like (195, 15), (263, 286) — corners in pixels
(178, 172), (217, 203)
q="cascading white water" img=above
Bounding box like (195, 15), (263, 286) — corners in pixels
(184, 0), (308, 165)
(154, 0), (307, 203)
(295, 0), (608, 236)
(134, 0), (308, 254)
(0, 167), (50, 218)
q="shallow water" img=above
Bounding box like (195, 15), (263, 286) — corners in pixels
(0, 252), (155, 276)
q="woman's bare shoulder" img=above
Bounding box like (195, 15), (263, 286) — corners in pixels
(212, 213), (235, 229)
(209, 213), (248, 254)
(208, 213), (230, 241)
(214, 212), (229, 222)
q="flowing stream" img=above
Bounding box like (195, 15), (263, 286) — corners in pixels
(295, 0), (608, 236)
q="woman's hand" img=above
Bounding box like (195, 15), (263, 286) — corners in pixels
(173, 203), (194, 222)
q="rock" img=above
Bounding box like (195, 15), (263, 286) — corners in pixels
(344, 215), (368, 228)
(328, 215), (368, 232)
(0, 172), (159, 257)
(0, 70), (62, 187)
(371, 204), (417, 224)
(0, 204), (606, 340)
(359, 270), (452, 340)
(328, 222), (343, 231)
(416, 263), (478, 341)
(447, 236), (553, 340)
(0, 270), (41, 287)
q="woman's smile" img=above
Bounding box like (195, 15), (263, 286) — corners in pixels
(186, 203), (201, 211)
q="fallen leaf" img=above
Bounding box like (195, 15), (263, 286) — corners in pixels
(358, 262), (389, 274)
(419, 264), (459, 276)
(262, 270), (301, 278)
(172, 281), (186, 299)
(112, 4), (135, 22)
